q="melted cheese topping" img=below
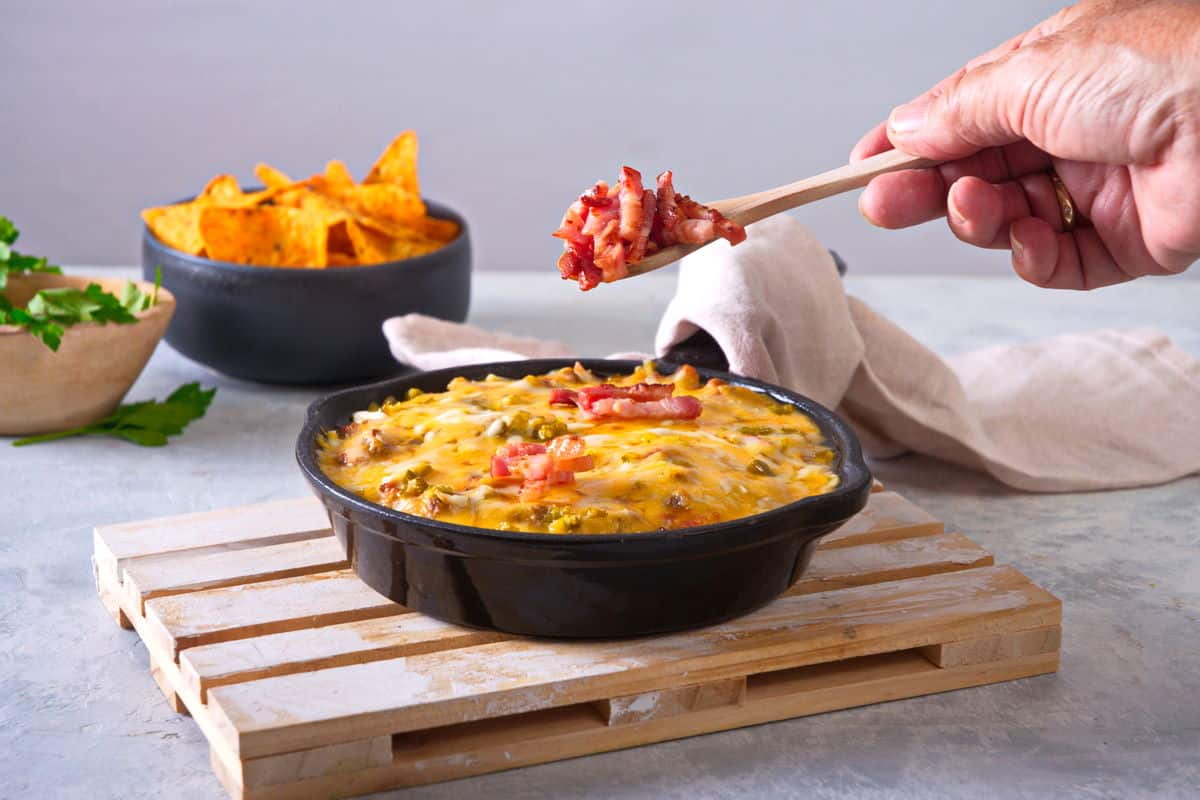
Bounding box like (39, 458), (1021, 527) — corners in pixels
(316, 362), (838, 534)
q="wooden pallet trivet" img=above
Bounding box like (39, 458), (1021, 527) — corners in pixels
(93, 483), (1061, 800)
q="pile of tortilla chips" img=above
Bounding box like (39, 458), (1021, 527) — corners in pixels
(141, 132), (458, 267)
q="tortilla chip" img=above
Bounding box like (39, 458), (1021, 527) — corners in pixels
(255, 163), (295, 189)
(324, 160), (356, 187)
(346, 220), (442, 264)
(327, 219), (356, 258)
(198, 173), (296, 207)
(327, 252), (358, 267)
(415, 215), (459, 242)
(199, 206), (327, 267)
(310, 179), (426, 228)
(142, 204), (206, 255)
(199, 175), (243, 203)
(364, 130), (419, 195)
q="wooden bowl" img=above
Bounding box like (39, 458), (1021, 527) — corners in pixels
(0, 273), (176, 436)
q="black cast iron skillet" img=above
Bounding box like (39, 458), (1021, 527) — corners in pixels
(297, 359), (873, 638)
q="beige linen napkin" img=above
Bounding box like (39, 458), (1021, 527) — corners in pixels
(383, 216), (1200, 492)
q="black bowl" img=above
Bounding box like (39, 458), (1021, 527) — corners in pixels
(296, 359), (873, 638)
(142, 198), (471, 385)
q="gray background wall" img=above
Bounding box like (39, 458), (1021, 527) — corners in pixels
(4, 0), (1126, 277)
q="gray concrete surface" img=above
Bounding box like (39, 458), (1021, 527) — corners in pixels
(1, 270), (1198, 799)
(11, 0), (1164, 282)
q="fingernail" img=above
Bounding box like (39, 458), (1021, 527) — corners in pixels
(888, 99), (930, 136)
(947, 188), (967, 227)
(1010, 229), (1025, 262)
(857, 192), (878, 226)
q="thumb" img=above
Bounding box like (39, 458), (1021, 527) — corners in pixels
(886, 39), (1060, 162)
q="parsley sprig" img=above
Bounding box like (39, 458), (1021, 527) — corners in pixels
(12, 383), (216, 447)
(0, 216), (161, 351)
(0, 216), (62, 289)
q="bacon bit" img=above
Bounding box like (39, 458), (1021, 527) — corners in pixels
(363, 428), (387, 456)
(578, 181), (613, 209)
(549, 388), (579, 406)
(579, 383), (676, 405)
(555, 167), (746, 291)
(490, 454), (512, 478)
(617, 167), (645, 242)
(549, 382), (702, 420)
(586, 395), (703, 420)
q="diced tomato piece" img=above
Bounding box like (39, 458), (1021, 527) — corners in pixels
(552, 455), (594, 472)
(524, 453), (553, 481)
(546, 435), (585, 458)
(491, 435), (593, 500)
(496, 442), (547, 459)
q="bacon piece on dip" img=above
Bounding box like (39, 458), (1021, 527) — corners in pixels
(551, 382), (703, 421)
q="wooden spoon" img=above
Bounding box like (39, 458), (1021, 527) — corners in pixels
(625, 149), (932, 277)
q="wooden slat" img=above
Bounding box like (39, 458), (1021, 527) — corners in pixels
(920, 625), (1062, 668)
(151, 659), (188, 715)
(143, 570), (403, 660)
(179, 532), (988, 702)
(206, 566), (1060, 759)
(182, 616), (506, 702)
(239, 736), (392, 789)
(819, 491), (943, 549)
(93, 497), (328, 589)
(124, 537), (348, 614)
(598, 676), (746, 726)
(93, 555), (132, 629)
(795, 532), (991, 593)
(230, 650), (1056, 799)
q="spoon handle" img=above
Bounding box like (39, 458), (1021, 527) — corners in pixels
(712, 149), (934, 225)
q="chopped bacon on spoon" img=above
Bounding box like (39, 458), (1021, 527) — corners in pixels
(554, 167), (746, 291)
(551, 382), (703, 420)
(489, 435), (595, 501)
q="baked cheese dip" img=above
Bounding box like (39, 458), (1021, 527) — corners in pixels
(316, 362), (838, 534)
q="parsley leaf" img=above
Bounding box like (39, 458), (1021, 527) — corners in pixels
(0, 216), (62, 290)
(25, 282), (141, 325)
(118, 266), (162, 313)
(0, 295), (64, 350)
(11, 383), (216, 447)
(0, 217), (17, 245)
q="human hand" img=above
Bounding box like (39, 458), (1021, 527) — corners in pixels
(852, 0), (1200, 289)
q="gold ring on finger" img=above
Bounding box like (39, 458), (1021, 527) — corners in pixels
(1049, 171), (1078, 233)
